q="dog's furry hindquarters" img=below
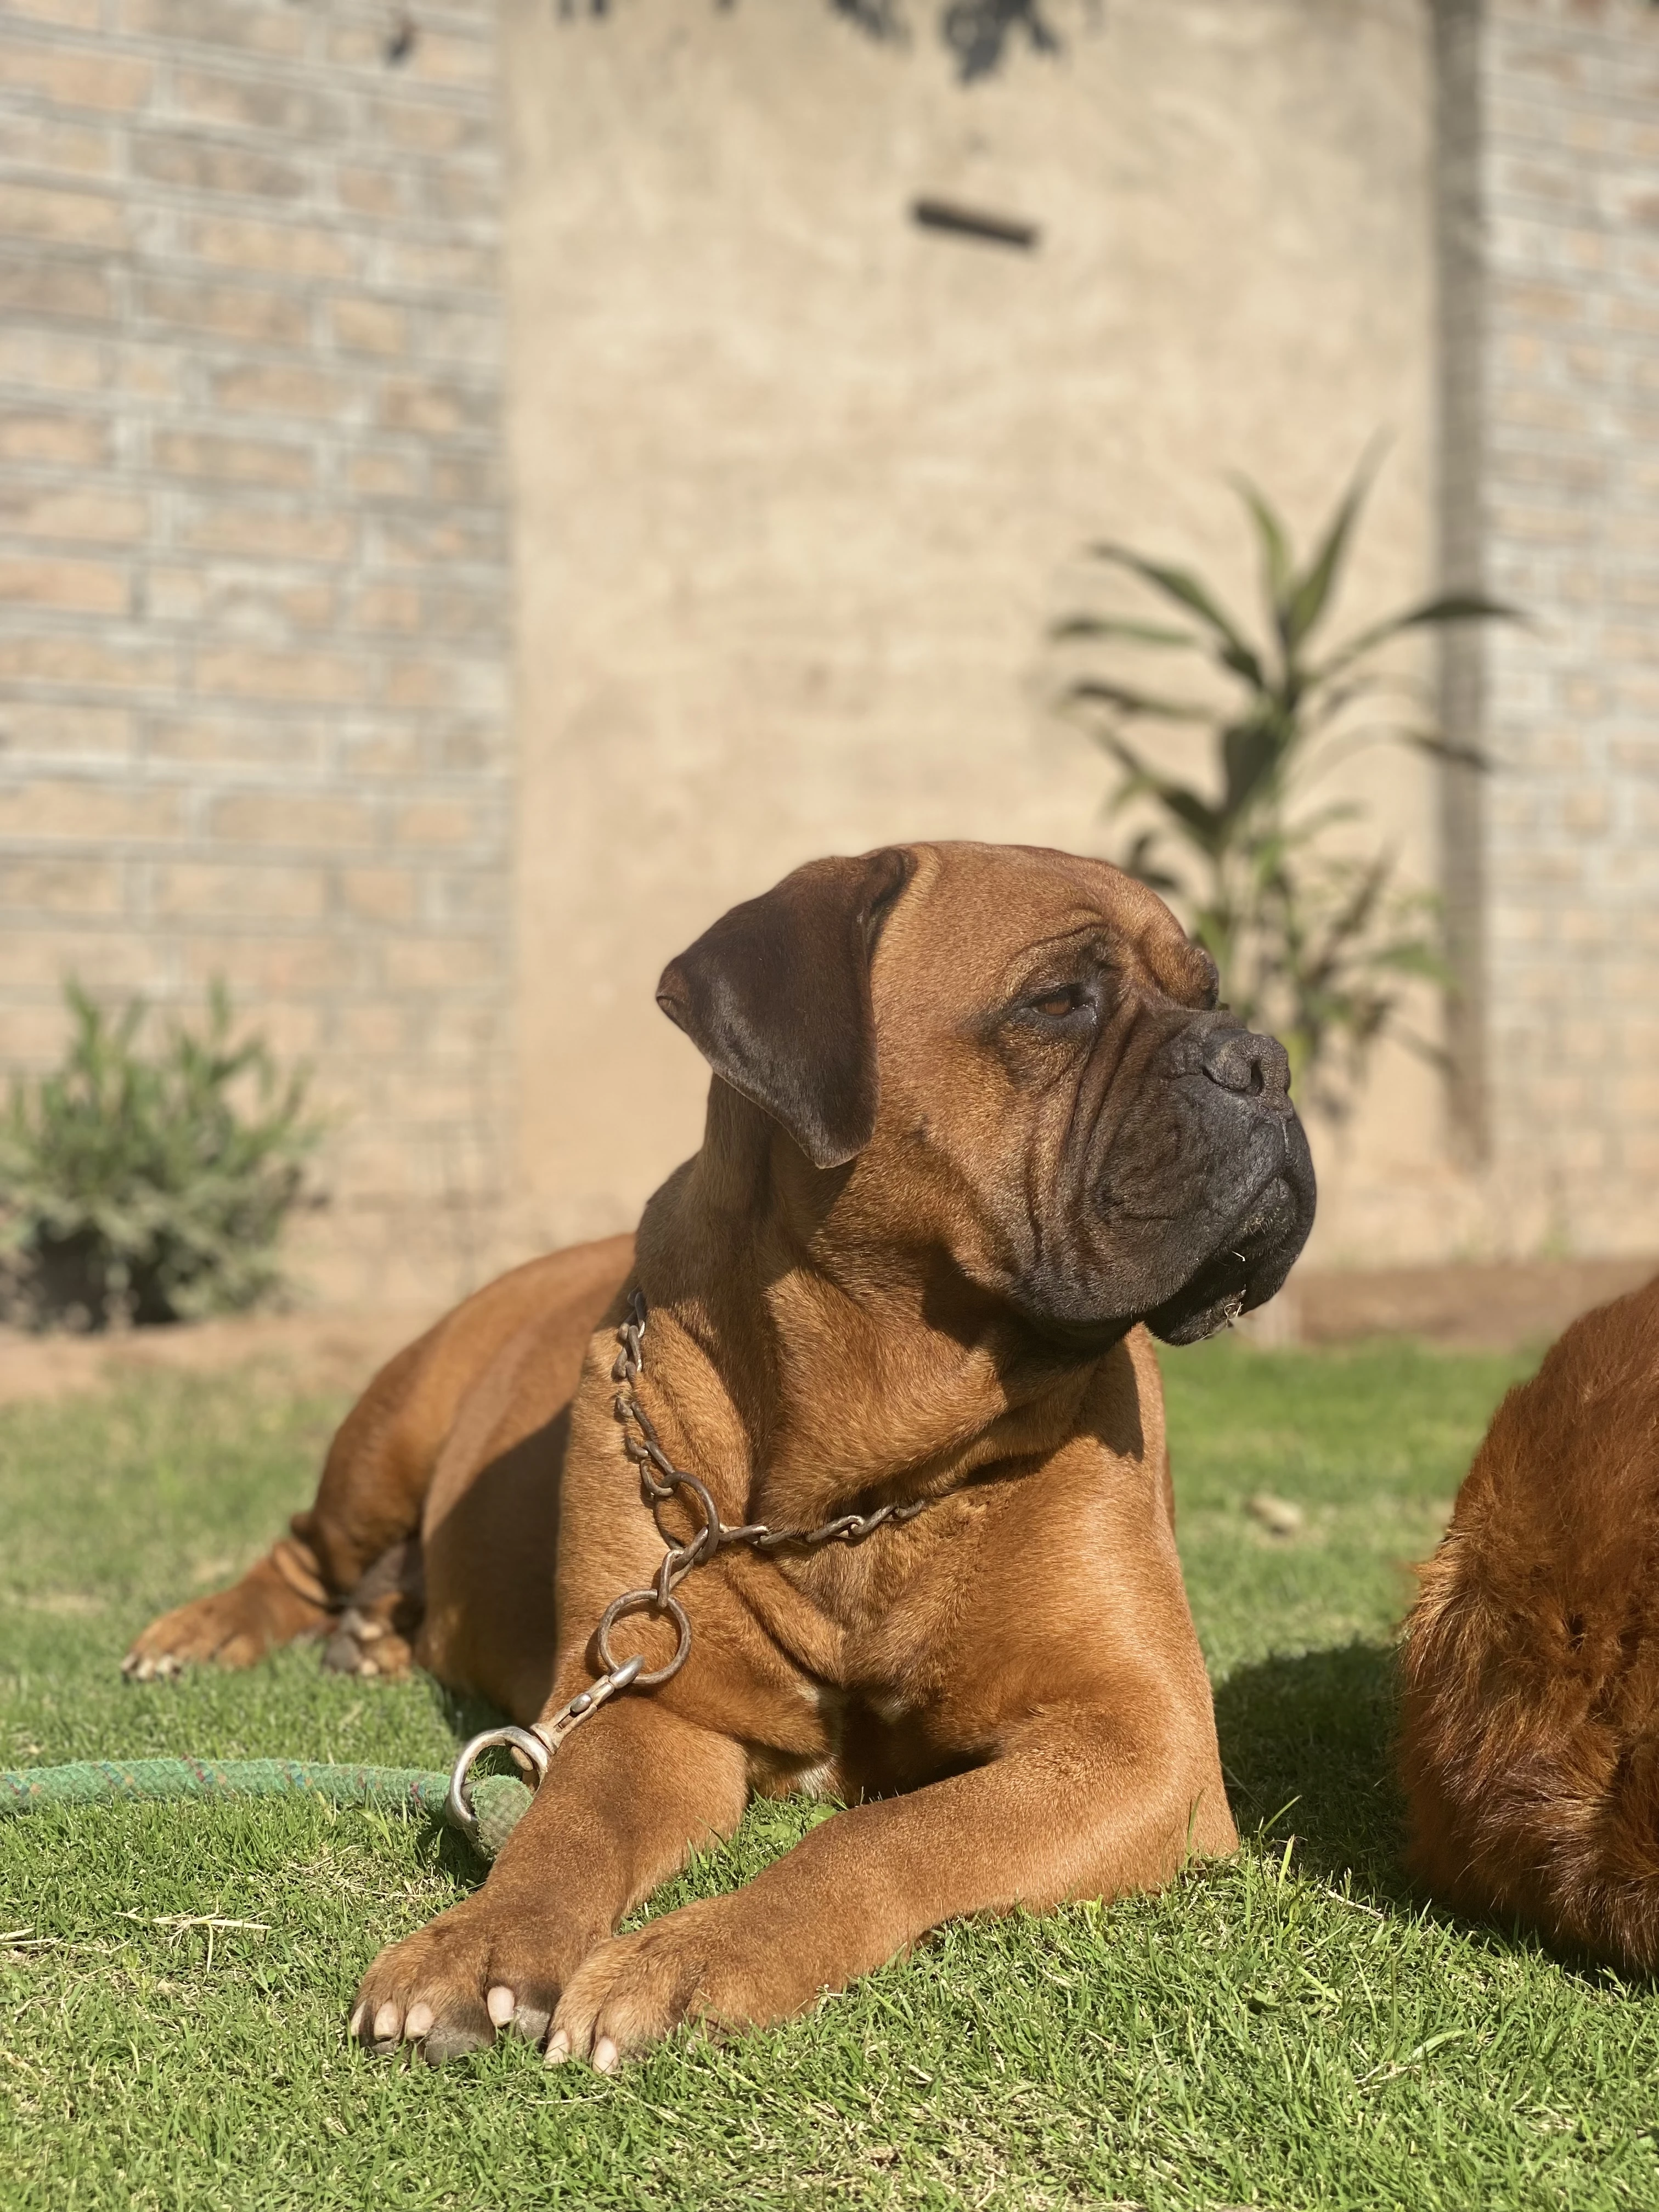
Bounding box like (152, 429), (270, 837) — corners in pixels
(1400, 1272), (1659, 1973)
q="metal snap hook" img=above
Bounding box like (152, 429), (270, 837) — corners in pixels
(444, 1723), (552, 1851)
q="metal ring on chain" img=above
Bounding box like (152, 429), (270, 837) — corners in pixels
(445, 1722), (551, 1850)
(593, 1585), (693, 1688)
(441, 1288), (939, 1853)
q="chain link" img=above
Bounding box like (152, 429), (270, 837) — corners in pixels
(447, 1288), (928, 1849)
(601, 1289), (928, 1683)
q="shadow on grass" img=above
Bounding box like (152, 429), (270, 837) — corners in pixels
(1215, 1640), (1410, 1901)
(1214, 1640), (1657, 1996)
(432, 1678), (506, 1743)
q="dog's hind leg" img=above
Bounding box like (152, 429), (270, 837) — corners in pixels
(121, 1240), (635, 1683)
(121, 1539), (336, 1680)
(122, 1314), (456, 1681)
(321, 1537), (425, 1680)
(121, 1330), (441, 1681)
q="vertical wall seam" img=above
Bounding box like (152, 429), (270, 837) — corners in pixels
(1433, 0), (1491, 1165)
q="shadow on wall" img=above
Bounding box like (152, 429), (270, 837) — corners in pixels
(1214, 1640), (1408, 1899)
(562, 0), (1085, 82)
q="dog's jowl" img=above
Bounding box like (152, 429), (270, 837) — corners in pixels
(125, 842), (1316, 2065)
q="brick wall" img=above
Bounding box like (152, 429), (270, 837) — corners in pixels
(0, 0), (514, 1306)
(1457, 0), (1659, 1253)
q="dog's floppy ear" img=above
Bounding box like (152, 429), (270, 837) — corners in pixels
(656, 847), (916, 1169)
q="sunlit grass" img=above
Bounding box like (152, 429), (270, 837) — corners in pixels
(6, 1337), (1651, 2211)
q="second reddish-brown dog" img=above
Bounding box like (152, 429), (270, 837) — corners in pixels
(125, 841), (1316, 2064)
(1400, 1273), (1659, 1973)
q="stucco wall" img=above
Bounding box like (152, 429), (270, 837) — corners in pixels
(504, 0), (1444, 1265)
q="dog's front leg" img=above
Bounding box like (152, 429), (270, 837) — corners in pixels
(550, 1695), (1232, 2063)
(351, 1697), (747, 2063)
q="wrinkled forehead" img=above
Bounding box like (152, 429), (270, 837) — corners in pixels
(873, 841), (1214, 1011)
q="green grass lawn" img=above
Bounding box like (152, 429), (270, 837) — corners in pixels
(4, 1338), (1657, 2211)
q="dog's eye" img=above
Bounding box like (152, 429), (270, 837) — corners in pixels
(1026, 983), (1090, 1022)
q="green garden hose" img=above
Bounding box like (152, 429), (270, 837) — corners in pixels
(0, 1757), (529, 1859)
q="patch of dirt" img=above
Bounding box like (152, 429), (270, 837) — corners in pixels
(0, 1307), (438, 1409)
(0, 1255), (1652, 1412)
(1269, 1255), (1659, 1351)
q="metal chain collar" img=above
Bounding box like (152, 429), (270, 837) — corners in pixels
(447, 1288), (928, 1848)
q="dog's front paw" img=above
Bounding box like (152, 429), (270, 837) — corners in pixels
(352, 1893), (596, 2066)
(549, 1898), (807, 2070)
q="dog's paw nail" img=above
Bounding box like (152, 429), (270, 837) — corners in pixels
(373, 2001), (402, 2042)
(545, 2030), (570, 2066)
(421, 2021), (488, 2065)
(486, 1984), (516, 2028)
(404, 2001), (435, 2040)
(592, 2035), (619, 2074)
(512, 2003), (550, 2044)
(349, 2002), (368, 2039)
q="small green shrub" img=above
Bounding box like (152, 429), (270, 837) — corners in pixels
(0, 981), (326, 1329)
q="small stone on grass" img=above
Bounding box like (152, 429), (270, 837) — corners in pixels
(1245, 1492), (1305, 1538)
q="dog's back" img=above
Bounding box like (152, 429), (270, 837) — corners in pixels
(1400, 1276), (1659, 1970)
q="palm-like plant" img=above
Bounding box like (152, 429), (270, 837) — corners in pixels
(1052, 457), (1512, 1116)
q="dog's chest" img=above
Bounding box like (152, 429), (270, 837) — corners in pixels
(777, 1677), (963, 1802)
(731, 1484), (990, 1671)
(730, 1508), (991, 1799)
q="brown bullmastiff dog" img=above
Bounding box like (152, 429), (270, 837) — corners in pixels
(124, 841), (1316, 2066)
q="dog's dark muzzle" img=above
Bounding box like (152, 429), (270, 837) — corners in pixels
(1139, 1014), (1317, 1345)
(1008, 1007), (1317, 1353)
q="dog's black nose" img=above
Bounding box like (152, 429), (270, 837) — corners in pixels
(1200, 1026), (1291, 1099)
